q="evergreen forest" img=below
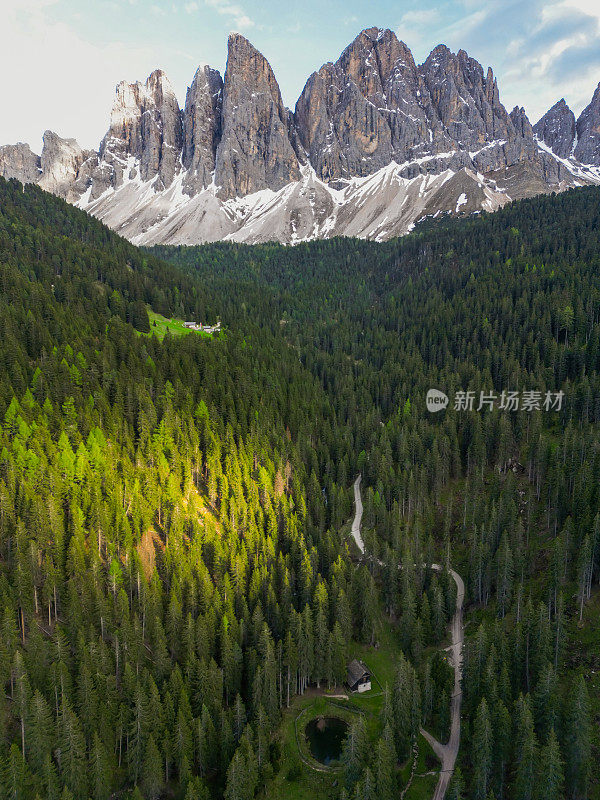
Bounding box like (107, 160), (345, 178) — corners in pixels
(0, 174), (599, 800)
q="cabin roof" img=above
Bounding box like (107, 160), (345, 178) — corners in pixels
(347, 659), (370, 686)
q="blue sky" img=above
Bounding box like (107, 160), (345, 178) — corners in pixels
(3, 0), (600, 151)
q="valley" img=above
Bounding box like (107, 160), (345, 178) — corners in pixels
(0, 173), (598, 800)
(4, 2), (600, 797)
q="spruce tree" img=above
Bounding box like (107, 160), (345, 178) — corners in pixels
(535, 727), (563, 800)
(563, 675), (591, 800)
(141, 735), (163, 800)
(471, 698), (492, 800)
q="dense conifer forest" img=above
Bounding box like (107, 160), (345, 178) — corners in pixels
(0, 174), (598, 800)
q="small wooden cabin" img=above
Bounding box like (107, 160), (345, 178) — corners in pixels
(347, 659), (371, 693)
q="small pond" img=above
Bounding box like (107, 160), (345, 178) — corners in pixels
(304, 716), (349, 765)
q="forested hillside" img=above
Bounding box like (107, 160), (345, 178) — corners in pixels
(1, 173), (599, 800)
(156, 186), (600, 800)
(0, 176), (388, 800)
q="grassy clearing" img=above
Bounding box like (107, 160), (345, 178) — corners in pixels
(294, 697), (360, 771)
(398, 733), (439, 796)
(404, 771), (439, 800)
(264, 609), (410, 798)
(142, 309), (215, 341)
(353, 615), (403, 693)
(263, 695), (342, 800)
(415, 734), (438, 774)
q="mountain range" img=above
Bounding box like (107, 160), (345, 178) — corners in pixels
(2, 27), (600, 245)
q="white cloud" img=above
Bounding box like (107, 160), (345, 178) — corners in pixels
(440, 6), (495, 46)
(205, 0), (255, 30)
(486, 0), (600, 120)
(398, 9), (440, 26)
(396, 8), (441, 48)
(0, 0), (166, 151)
(398, 0), (600, 122)
(557, 0), (600, 21)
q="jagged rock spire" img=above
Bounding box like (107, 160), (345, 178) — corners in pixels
(182, 65), (223, 195)
(213, 33), (299, 198)
(575, 83), (600, 164)
(533, 99), (576, 158)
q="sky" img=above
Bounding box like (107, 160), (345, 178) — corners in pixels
(2, 0), (600, 152)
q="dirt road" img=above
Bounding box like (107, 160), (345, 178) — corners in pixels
(350, 476), (465, 800)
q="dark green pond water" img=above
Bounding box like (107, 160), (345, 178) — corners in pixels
(305, 716), (349, 765)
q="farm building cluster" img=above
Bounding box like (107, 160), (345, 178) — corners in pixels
(184, 320), (222, 334)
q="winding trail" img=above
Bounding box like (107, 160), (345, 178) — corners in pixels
(419, 565), (464, 800)
(350, 475), (464, 800)
(351, 474), (365, 553)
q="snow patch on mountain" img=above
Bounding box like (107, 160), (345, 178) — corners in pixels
(74, 158), (517, 246)
(535, 138), (600, 183)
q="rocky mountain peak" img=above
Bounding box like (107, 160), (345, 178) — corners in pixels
(533, 98), (576, 158)
(294, 34), (537, 184)
(1, 28), (600, 246)
(510, 106), (534, 138)
(485, 67), (501, 106)
(182, 65), (223, 195)
(337, 27), (417, 103)
(225, 33), (289, 120)
(361, 26), (385, 40)
(427, 43), (452, 62)
(214, 32), (299, 198)
(295, 28), (431, 183)
(38, 130), (91, 201)
(146, 68), (175, 95)
(419, 45), (515, 151)
(575, 82), (600, 165)
(0, 142), (41, 183)
(102, 69), (183, 191)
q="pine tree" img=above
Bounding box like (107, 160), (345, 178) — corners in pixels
(127, 681), (149, 785)
(447, 766), (465, 800)
(42, 754), (60, 800)
(59, 699), (88, 798)
(535, 728), (563, 800)
(224, 745), (251, 800)
(532, 663), (558, 743)
(13, 652), (31, 759)
(495, 533), (513, 618)
(2, 743), (34, 800)
(90, 732), (111, 800)
(141, 734), (163, 800)
(283, 630), (297, 706)
(375, 733), (396, 800)
(357, 766), (376, 800)
(576, 535), (592, 621)
(342, 715), (368, 789)
(563, 675), (591, 800)
(513, 695), (538, 800)
(232, 694), (246, 743)
(184, 775), (210, 800)
(471, 698), (492, 800)
(392, 654), (420, 759)
(330, 622), (347, 688)
(27, 689), (53, 775)
(492, 699), (511, 799)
